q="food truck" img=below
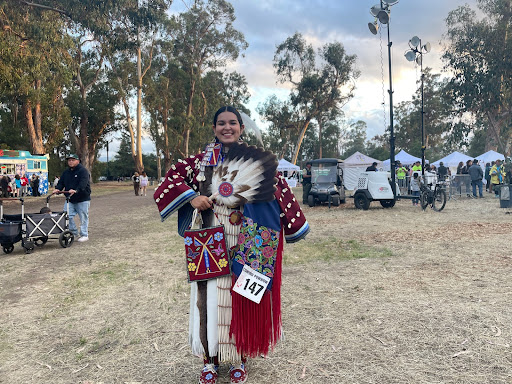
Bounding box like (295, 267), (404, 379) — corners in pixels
(0, 149), (49, 196)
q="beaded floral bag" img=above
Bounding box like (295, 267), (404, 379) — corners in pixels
(230, 216), (280, 291)
(184, 209), (230, 282)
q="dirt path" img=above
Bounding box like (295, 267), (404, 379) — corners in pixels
(1, 191), (511, 383)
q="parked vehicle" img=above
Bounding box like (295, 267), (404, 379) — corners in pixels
(307, 158), (345, 207)
(353, 171), (398, 210)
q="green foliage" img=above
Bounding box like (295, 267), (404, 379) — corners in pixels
(0, 2), (74, 153)
(341, 120), (368, 158)
(269, 32), (359, 163)
(442, 0), (512, 154)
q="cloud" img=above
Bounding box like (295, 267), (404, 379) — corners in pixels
(228, 0), (477, 140)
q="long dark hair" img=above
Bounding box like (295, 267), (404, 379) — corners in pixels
(213, 106), (244, 126)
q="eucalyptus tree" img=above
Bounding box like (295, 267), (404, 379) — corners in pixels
(144, 55), (187, 172)
(443, 0), (512, 155)
(66, 76), (119, 169)
(0, 2), (73, 154)
(341, 120), (367, 159)
(272, 32), (359, 164)
(170, 0), (247, 157)
(257, 95), (301, 160)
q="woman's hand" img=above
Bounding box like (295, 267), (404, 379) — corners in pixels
(190, 195), (213, 211)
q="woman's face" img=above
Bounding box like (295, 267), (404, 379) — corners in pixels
(213, 111), (244, 146)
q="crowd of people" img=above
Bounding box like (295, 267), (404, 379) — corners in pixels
(394, 158), (512, 199)
(0, 173), (41, 198)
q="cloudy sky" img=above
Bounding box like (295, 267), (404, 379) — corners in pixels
(100, 0), (479, 160)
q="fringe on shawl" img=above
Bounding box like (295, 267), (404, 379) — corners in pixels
(229, 231), (284, 357)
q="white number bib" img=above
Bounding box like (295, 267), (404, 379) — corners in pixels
(232, 265), (271, 304)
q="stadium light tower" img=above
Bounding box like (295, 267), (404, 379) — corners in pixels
(368, 0), (399, 197)
(405, 36), (431, 178)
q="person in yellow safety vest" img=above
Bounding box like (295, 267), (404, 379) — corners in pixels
(411, 160), (422, 173)
(396, 162), (407, 189)
(490, 159), (506, 198)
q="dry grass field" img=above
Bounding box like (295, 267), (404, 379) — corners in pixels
(1, 184), (511, 384)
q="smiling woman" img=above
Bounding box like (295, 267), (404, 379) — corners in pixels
(154, 105), (309, 384)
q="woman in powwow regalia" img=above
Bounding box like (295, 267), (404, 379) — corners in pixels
(154, 106), (309, 384)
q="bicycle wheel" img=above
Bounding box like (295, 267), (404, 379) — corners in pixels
(432, 189), (447, 212)
(419, 191), (429, 210)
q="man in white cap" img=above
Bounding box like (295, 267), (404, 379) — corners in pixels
(52, 154), (91, 242)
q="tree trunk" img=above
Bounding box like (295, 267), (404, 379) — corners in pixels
(156, 148), (162, 181)
(162, 84), (171, 172)
(135, 45), (144, 173)
(318, 119), (323, 159)
(34, 80), (42, 153)
(184, 76), (196, 158)
(486, 110), (507, 155)
(79, 99), (90, 169)
(291, 120), (311, 165)
(24, 99), (44, 155)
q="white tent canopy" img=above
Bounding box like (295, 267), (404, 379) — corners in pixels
(431, 151), (473, 175)
(475, 150), (505, 165)
(277, 158), (300, 187)
(277, 158), (300, 173)
(342, 151), (382, 190)
(382, 150), (424, 170)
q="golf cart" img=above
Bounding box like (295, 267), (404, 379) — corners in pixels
(352, 171), (398, 210)
(307, 158), (346, 207)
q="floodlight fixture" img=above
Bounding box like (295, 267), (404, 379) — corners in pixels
(416, 55), (422, 65)
(370, 4), (382, 17)
(410, 36), (420, 48)
(404, 50), (416, 62)
(382, 0), (399, 5)
(377, 9), (389, 24)
(422, 42), (431, 53)
(368, 19), (379, 35)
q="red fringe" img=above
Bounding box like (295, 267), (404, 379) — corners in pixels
(229, 231), (284, 357)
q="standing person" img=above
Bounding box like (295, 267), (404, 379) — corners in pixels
(410, 172), (421, 206)
(437, 162), (448, 181)
(456, 161), (464, 196)
(484, 162), (491, 192)
(30, 174), (37, 196)
(20, 173), (29, 197)
(461, 160), (472, 198)
(132, 172), (140, 196)
(52, 154), (91, 242)
(13, 174), (21, 197)
(504, 157), (512, 184)
(302, 162), (312, 204)
(139, 171), (149, 197)
(53, 176), (60, 189)
(396, 162), (407, 191)
(366, 162), (378, 171)
(490, 159), (505, 198)
(468, 159), (484, 198)
(411, 160), (422, 174)
(154, 106), (309, 384)
(34, 174), (40, 196)
(488, 161), (496, 193)
(1, 175), (10, 198)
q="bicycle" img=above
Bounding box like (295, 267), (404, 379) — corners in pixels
(419, 182), (447, 211)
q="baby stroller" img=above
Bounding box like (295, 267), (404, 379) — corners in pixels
(0, 195), (75, 254)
